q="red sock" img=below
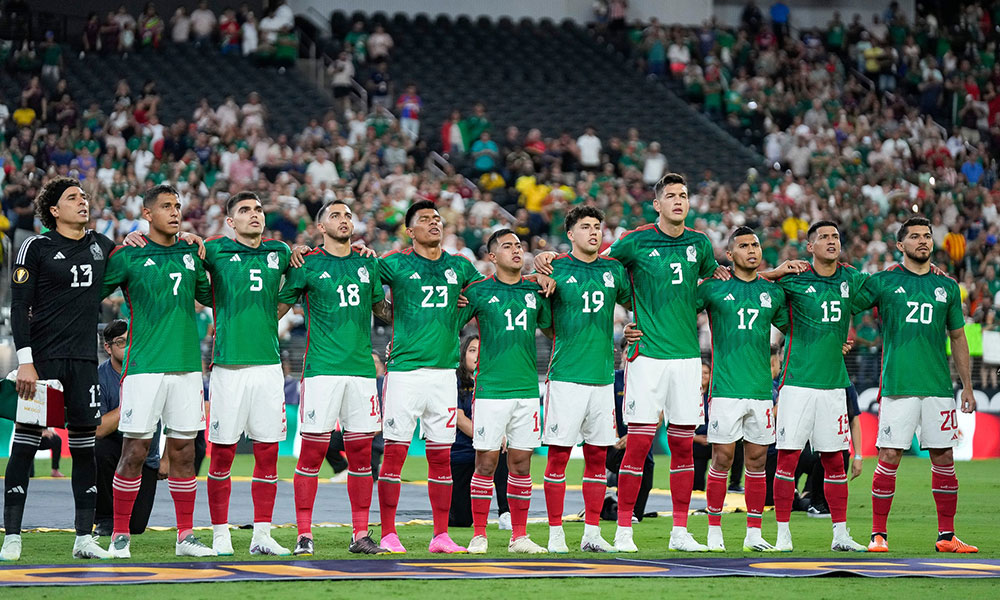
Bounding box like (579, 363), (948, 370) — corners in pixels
(293, 432), (330, 537)
(871, 459), (898, 534)
(168, 476), (197, 540)
(820, 452), (849, 524)
(931, 462), (958, 534)
(544, 446), (571, 526)
(773, 449), (800, 523)
(617, 424), (655, 527)
(705, 465), (728, 527)
(582, 444), (606, 527)
(112, 473), (141, 536)
(667, 425), (696, 528)
(744, 469), (766, 529)
(425, 442), (453, 537)
(344, 431), (375, 539)
(207, 443), (237, 525)
(470, 472), (494, 537)
(507, 473), (533, 539)
(251, 442), (279, 524)
(378, 441), (409, 538)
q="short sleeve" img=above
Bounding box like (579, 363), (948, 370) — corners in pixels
(695, 279), (712, 312)
(614, 261), (633, 307)
(369, 258), (386, 304)
(101, 246), (129, 298)
(606, 232), (634, 267)
(536, 289), (552, 330)
(277, 261), (306, 304)
(697, 234), (720, 279)
(946, 281), (964, 331)
(457, 282), (480, 326)
(194, 253), (212, 305)
(379, 253), (398, 285)
(460, 255), (484, 286)
(852, 274), (880, 314)
(771, 286), (789, 331)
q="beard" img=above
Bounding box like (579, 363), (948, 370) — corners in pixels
(903, 247), (931, 264)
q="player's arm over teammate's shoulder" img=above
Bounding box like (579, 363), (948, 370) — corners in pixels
(769, 283), (789, 330)
(851, 271), (883, 314)
(193, 250), (212, 305)
(100, 244), (130, 299)
(456, 278), (484, 327)
(275, 250), (310, 318)
(366, 255), (392, 322)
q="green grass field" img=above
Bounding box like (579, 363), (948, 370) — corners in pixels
(2, 456), (998, 598)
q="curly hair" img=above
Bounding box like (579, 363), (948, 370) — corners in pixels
(35, 177), (83, 231)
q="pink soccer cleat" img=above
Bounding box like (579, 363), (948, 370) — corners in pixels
(428, 533), (468, 554)
(379, 533), (407, 554)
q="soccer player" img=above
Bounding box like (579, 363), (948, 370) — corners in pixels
(540, 206), (631, 553)
(771, 220), (868, 552)
(853, 216), (978, 553)
(200, 191), (292, 557)
(2, 177), (115, 561)
(460, 229), (551, 555)
(375, 200), (484, 554)
(101, 184), (215, 559)
(277, 199), (392, 556)
(697, 227), (787, 552)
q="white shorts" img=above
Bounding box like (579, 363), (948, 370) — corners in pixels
(472, 397), (540, 451)
(707, 397), (775, 446)
(208, 364), (286, 444)
(299, 375), (380, 434)
(382, 368), (458, 444)
(623, 356), (704, 426)
(542, 381), (616, 447)
(120, 372), (205, 438)
(776, 386), (851, 452)
(876, 396), (959, 449)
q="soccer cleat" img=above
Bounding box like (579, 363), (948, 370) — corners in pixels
(831, 530), (868, 553)
(250, 534), (291, 556)
(547, 526), (569, 553)
(775, 528), (793, 552)
(580, 533), (616, 553)
(806, 504), (831, 519)
(497, 512), (512, 531)
(613, 527), (638, 553)
(935, 536), (978, 553)
(176, 534), (218, 557)
(380, 533), (407, 554)
(293, 536), (314, 556)
(467, 535), (489, 554)
(213, 526), (234, 556)
(0, 535), (22, 561)
(707, 527), (726, 552)
(108, 534), (131, 559)
(428, 533), (467, 554)
(73, 535), (111, 559)
(868, 533), (889, 553)
(742, 531), (778, 552)
(349, 533), (388, 555)
(508, 535), (547, 554)
(669, 530), (709, 552)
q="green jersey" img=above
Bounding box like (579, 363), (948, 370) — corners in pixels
(379, 248), (483, 372)
(203, 236), (291, 366)
(853, 265), (964, 397)
(102, 240), (212, 375)
(697, 275), (787, 400)
(777, 263), (869, 389)
(460, 276), (551, 399)
(607, 224), (719, 360)
(277, 247), (384, 378)
(546, 254), (632, 385)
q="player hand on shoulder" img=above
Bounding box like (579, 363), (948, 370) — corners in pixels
(930, 263), (947, 277)
(712, 265), (731, 280)
(122, 230), (147, 248)
(624, 322), (643, 343)
(767, 259), (809, 279)
(353, 243), (378, 258)
(850, 456), (863, 480)
(290, 244), (312, 268)
(525, 272), (556, 297)
(15, 362), (38, 399)
(532, 250), (558, 275)
(178, 231), (207, 259)
(960, 387), (976, 413)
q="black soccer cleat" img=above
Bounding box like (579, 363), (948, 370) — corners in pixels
(293, 536), (314, 556)
(349, 532), (388, 555)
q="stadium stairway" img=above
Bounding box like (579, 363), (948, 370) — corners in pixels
(342, 12), (764, 183)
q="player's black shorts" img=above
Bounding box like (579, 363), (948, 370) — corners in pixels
(33, 358), (100, 428)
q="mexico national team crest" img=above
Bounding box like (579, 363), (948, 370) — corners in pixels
(444, 268), (457, 284)
(934, 287), (947, 303)
(183, 253), (195, 271)
(840, 281), (850, 298)
(759, 292), (772, 308)
(686, 245), (697, 262)
(90, 243), (104, 261)
(603, 271), (614, 287)
(525, 293), (537, 309)
(358, 266), (370, 283)
(267, 251), (280, 269)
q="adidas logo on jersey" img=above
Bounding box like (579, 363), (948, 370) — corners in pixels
(648, 249), (660, 257)
(489, 296), (499, 304)
(724, 294), (735, 301)
(230, 254), (241, 262)
(895, 287), (906, 294)
(319, 271), (331, 279)
(53, 251), (65, 260)
(565, 276), (577, 284)
(805, 286), (816, 293)
(143, 258), (156, 267)
(409, 272), (421, 280)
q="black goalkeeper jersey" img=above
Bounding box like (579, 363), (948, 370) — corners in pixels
(11, 229), (116, 362)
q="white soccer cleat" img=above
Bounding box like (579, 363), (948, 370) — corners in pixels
(176, 534), (218, 557)
(775, 527), (793, 552)
(707, 526), (726, 552)
(497, 512), (512, 531)
(108, 533), (131, 559)
(508, 535), (547, 554)
(547, 526), (569, 553)
(213, 525), (234, 556)
(0, 535), (22, 561)
(832, 530), (868, 552)
(580, 532), (616, 553)
(743, 530), (778, 552)
(250, 534), (291, 556)
(669, 529), (709, 552)
(73, 535), (111, 559)
(613, 526), (638, 553)
(467, 535), (489, 554)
